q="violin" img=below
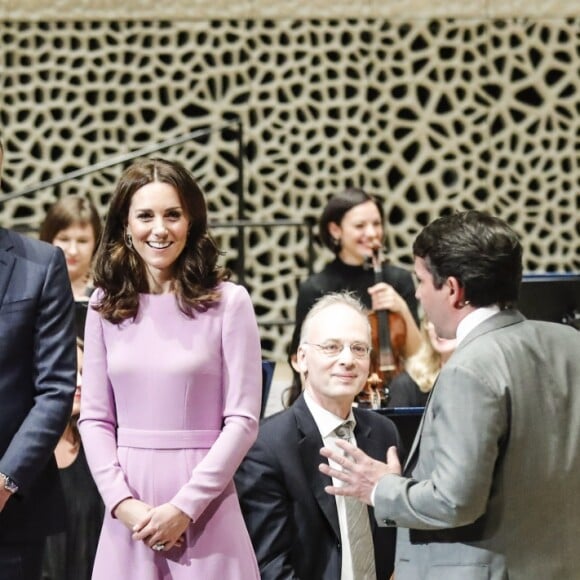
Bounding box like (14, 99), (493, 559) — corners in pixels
(357, 246), (407, 409)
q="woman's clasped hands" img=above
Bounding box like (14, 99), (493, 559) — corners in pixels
(114, 498), (190, 553)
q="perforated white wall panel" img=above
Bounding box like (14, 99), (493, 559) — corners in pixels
(1, 15), (578, 359)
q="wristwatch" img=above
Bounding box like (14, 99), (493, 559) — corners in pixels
(0, 472), (19, 494)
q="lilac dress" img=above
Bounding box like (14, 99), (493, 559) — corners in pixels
(79, 283), (261, 580)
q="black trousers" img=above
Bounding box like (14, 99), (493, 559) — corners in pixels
(0, 539), (46, 580)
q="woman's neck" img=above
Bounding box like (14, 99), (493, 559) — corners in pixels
(146, 271), (175, 294)
(60, 423), (77, 445)
(337, 253), (367, 267)
(70, 273), (91, 299)
(148, 280), (174, 294)
(54, 425), (80, 468)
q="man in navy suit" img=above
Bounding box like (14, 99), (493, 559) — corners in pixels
(0, 139), (76, 580)
(236, 292), (402, 579)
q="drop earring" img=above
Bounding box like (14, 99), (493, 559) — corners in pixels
(125, 231), (133, 249)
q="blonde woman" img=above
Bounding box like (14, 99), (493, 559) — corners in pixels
(387, 319), (456, 407)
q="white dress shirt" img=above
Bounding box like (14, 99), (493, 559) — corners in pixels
(304, 390), (360, 580)
(456, 305), (501, 345)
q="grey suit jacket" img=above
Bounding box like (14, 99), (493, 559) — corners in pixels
(235, 394), (402, 580)
(374, 309), (580, 580)
(0, 228), (76, 541)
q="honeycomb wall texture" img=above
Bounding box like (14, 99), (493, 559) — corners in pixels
(1, 7), (579, 359)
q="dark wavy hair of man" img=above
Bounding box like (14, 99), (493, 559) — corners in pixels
(412, 210), (522, 309)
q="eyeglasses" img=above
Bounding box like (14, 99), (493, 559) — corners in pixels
(302, 340), (371, 359)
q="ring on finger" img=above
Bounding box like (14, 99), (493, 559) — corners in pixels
(153, 542), (166, 552)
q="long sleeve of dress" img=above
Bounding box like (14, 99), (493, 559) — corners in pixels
(170, 285), (262, 521)
(79, 293), (134, 513)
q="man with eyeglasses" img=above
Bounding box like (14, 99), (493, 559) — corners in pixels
(235, 292), (402, 580)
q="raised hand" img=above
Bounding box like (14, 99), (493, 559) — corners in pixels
(319, 441), (401, 505)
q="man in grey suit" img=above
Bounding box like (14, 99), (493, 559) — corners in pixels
(0, 139), (77, 579)
(321, 210), (580, 579)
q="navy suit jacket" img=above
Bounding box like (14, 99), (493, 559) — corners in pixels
(235, 394), (402, 580)
(0, 228), (76, 541)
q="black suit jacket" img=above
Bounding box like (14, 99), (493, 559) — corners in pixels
(0, 228), (76, 541)
(235, 395), (402, 580)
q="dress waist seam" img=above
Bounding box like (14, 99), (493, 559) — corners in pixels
(117, 427), (220, 449)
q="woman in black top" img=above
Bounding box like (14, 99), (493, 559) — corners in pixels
(293, 188), (421, 356)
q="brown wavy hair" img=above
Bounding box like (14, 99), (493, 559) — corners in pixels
(92, 158), (228, 323)
(39, 195), (103, 253)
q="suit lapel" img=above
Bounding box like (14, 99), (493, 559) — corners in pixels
(402, 382), (436, 473)
(352, 410), (379, 459)
(0, 230), (16, 308)
(402, 309), (526, 474)
(294, 396), (341, 541)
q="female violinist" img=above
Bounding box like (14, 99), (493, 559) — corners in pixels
(292, 188), (422, 402)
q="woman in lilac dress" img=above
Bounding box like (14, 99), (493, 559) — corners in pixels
(79, 158), (262, 579)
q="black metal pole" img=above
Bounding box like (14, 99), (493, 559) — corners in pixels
(307, 222), (315, 275)
(235, 117), (246, 287)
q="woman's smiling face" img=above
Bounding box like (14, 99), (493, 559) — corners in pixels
(329, 200), (383, 265)
(126, 181), (190, 289)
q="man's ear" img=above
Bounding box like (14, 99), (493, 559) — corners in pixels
(289, 352), (300, 373)
(447, 276), (468, 309)
(296, 345), (308, 374)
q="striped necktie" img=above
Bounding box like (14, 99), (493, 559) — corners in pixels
(334, 421), (376, 580)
